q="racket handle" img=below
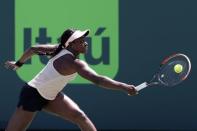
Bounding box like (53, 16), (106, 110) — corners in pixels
(134, 82), (148, 91)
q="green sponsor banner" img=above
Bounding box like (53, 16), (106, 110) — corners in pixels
(15, 0), (119, 84)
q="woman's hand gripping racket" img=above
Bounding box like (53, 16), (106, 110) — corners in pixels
(134, 53), (191, 92)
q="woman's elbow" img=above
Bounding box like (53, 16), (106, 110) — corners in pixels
(91, 75), (104, 86)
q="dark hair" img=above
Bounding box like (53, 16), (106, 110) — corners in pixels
(51, 29), (75, 57)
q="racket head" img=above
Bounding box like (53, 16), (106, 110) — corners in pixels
(157, 53), (191, 87)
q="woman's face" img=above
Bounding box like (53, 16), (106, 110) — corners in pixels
(70, 37), (88, 53)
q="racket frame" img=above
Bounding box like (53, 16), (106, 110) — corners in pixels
(135, 53), (191, 91)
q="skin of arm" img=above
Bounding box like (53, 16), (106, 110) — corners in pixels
(72, 59), (137, 96)
(17, 44), (58, 63)
(4, 44), (58, 70)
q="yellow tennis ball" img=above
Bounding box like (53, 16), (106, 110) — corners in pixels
(174, 64), (183, 73)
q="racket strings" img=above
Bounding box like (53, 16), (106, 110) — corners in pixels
(158, 57), (190, 87)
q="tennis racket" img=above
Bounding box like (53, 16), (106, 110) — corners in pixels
(135, 53), (191, 91)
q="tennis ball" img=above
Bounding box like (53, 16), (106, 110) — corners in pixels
(174, 64), (183, 73)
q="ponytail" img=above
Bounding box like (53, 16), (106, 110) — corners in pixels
(50, 44), (64, 58)
(50, 29), (74, 58)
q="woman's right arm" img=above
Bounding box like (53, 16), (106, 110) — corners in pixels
(5, 44), (58, 70)
(72, 59), (137, 96)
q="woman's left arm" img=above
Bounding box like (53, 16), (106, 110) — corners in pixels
(5, 44), (58, 70)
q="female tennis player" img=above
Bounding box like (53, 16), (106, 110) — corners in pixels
(4, 29), (137, 131)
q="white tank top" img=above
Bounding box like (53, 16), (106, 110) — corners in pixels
(28, 49), (77, 100)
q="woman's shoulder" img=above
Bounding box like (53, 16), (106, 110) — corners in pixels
(73, 59), (88, 67)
